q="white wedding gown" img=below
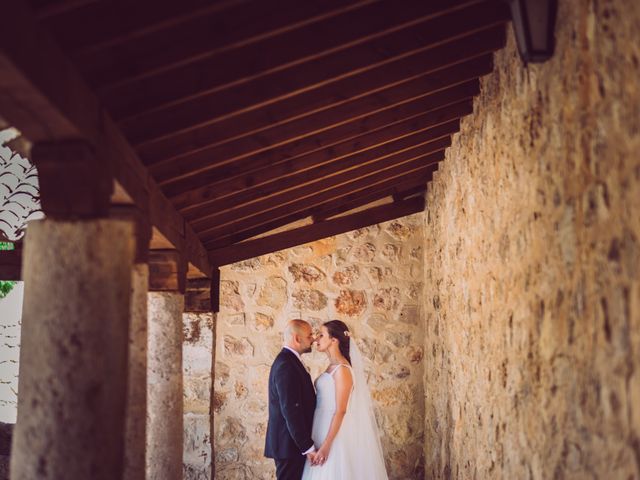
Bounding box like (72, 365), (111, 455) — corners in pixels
(301, 364), (388, 480)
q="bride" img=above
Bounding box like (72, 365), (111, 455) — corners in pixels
(302, 320), (388, 480)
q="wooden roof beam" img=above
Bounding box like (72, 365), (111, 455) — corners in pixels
(0, 1), (212, 276)
(192, 141), (447, 236)
(75, 0), (372, 86)
(116, 21), (507, 144)
(204, 166), (435, 251)
(100, 0), (510, 122)
(184, 107), (458, 225)
(153, 78), (479, 189)
(208, 196), (426, 267)
(198, 153), (442, 244)
(137, 56), (491, 165)
(168, 100), (469, 210)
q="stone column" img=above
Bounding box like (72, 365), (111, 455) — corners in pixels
(124, 262), (149, 480)
(146, 250), (186, 480)
(112, 207), (151, 480)
(10, 140), (133, 480)
(10, 220), (135, 479)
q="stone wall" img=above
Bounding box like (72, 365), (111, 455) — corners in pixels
(422, 1), (640, 478)
(214, 215), (426, 479)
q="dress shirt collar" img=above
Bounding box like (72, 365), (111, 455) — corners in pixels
(283, 345), (303, 364)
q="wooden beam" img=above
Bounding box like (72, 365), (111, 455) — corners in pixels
(198, 153), (442, 244)
(0, 1), (212, 276)
(118, 23), (506, 146)
(148, 249), (187, 293)
(192, 125), (449, 217)
(78, 0), (375, 86)
(313, 183), (427, 222)
(100, 0), (494, 121)
(137, 56), (491, 165)
(39, 0), (246, 49)
(208, 196), (426, 266)
(34, 0), (101, 19)
(0, 249), (22, 281)
(152, 79), (478, 188)
(169, 100), (469, 207)
(205, 172), (434, 251)
(188, 130), (453, 232)
(184, 277), (212, 313)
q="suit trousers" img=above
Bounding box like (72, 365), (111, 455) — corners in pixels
(275, 456), (306, 480)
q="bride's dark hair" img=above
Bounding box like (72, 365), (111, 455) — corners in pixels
(324, 320), (351, 365)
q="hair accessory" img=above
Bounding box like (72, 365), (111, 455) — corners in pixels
(343, 330), (350, 337)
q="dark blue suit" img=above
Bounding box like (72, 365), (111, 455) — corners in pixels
(264, 348), (316, 479)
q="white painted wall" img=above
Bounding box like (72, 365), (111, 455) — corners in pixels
(0, 282), (22, 424)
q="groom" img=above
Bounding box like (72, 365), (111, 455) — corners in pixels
(264, 319), (317, 479)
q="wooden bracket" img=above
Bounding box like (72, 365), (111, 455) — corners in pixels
(148, 249), (187, 293)
(0, 248), (22, 281)
(31, 140), (113, 219)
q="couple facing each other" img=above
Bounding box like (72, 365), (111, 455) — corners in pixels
(264, 319), (388, 480)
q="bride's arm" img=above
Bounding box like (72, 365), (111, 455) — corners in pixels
(314, 366), (353, 465)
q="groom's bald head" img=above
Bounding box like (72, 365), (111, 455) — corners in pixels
(284, 319), (314, 354)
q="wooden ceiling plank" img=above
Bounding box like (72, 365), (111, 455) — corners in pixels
(79, 0), (373, 86)
(150, 55), (493, 186)
(190, 137), (448, 232)
(205, 169), (435, 251)
(0, 1), (212, 276)
(100, 0), (498, 122)
(117, 23), (506, 145)
(207, 196), (426, 267)
(163, 94), (470, 203)
(196, 151), (443, 242)
(180, 118), (457, 226)
(39, 0), (248, 52)
(165, 100), (472, 208)
(179, 124), (454, 220)
(137, 57), (490, 165)
(35, 0), (101, 19)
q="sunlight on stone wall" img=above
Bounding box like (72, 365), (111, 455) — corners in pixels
(213, 215), (426, 480)
(422, 1), (640, 478)
(183, 312), (214, 479)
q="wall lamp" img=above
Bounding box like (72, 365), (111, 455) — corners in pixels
(506, 0), (558, 63)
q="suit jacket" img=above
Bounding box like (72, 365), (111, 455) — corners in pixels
(264, 348), (316, 459)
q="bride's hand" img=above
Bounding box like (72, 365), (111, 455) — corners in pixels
(312, 444), (331, 466)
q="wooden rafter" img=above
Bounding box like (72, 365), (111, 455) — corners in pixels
(188, 133), (452, 231)
(208, 196), (426, 266)
(167, 99), (471, 204)
(70, 0), (370, 73)
(117, 22), (506, 146)
(102, 1), (504, 123)
(200, 157), (441, 246)
(0, 2), (212, 276)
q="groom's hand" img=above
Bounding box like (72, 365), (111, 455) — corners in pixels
(306, 452), (317, 464)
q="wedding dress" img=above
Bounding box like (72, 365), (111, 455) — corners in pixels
(301, 341), (388, 480)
